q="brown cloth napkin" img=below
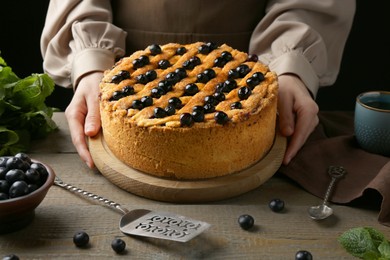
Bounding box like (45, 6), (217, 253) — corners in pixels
(279, 111), (390, 226)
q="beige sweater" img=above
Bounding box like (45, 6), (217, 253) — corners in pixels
(40, 0), (355, 97)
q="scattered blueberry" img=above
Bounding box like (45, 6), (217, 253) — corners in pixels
(111, 238), (126, 254)
(269, 198), (285, 212)
(73, 231), (89, 247)
(295, 250), (313, 260)
(238, 214), (254, 230)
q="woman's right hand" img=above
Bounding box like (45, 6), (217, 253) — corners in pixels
(65, 71), (103, 169)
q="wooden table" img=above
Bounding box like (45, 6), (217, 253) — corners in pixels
(1, 112), (389, 259)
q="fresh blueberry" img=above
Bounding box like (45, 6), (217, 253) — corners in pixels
(158, 59), (171, 69)
(111, 238), (126, 254)
(214, 111), (229, 125)
(238, 86), (252, 100)
(154, 107), (167, 118)
(295, 250), (313, 260)
(184, 83), (199, 96)
(168, 97), (182, 109)
(149, 44), (161, 55)
(9, 181), (29, 198)
(180, 113), (194, 127)
(230, 101), (243, 110)
(269, 198), (285, 213)
(238, 214), (254, 230)
(73, 231), (89, 247)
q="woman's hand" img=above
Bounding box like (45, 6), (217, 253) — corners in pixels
(277, 74), (319, 165)
(65, 72), (103, 168)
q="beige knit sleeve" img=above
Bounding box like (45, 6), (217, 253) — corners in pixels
(249, 0), (356, 97)
(40, 0), (127, 88)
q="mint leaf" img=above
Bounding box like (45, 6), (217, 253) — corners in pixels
(0, 54), (57, 155)
(366, 227), (386, 249)
(339, 227), (380, 259)
(339, 227), (390, 260)
(0, 126), (19, 147)
(378, 240), (390, 259)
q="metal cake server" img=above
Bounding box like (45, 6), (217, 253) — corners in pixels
(54, 176), (210, 242)
(308, 166), (346, 220)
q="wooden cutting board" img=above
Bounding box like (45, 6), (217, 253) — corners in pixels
(89, 131), (286, 203)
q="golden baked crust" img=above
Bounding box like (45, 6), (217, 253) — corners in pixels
(100, 42), (278, 179)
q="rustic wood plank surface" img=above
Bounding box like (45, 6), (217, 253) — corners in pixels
(0, 112), (389, 259)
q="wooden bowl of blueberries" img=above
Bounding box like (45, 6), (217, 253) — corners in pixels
(0, 153), (55, 234)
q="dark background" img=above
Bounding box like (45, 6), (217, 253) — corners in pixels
(1, 1), (389, 111)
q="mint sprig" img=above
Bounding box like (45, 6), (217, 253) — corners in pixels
(338, 227), (390, 260)
(0, 54), (58, 155)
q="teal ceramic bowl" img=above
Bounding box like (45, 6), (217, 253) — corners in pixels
(354, 91), (390, 156)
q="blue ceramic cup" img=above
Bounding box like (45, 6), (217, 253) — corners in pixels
(354, 91), (390, 156)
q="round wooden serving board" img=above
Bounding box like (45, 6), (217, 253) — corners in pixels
(89, 131), (286, 203)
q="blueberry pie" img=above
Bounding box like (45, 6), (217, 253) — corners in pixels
(100, 42), (278, 179)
